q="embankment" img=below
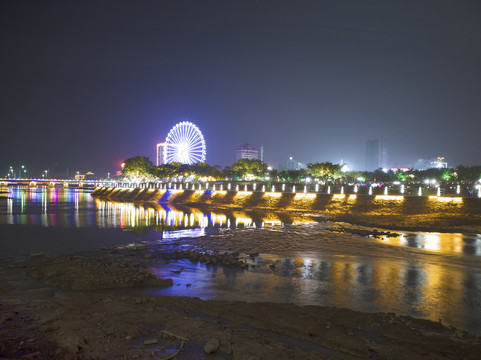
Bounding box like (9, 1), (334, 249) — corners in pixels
(91, 187), (481, 232)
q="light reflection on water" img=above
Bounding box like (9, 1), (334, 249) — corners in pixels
(150, 250), (481, 334)
(378, 232), (481, 257)
(2, 187), (481, 333)
(0, 187), (310, 232)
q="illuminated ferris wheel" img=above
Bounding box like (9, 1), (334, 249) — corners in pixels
(164, 121), (206, 164)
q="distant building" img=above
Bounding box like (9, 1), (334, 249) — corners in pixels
(285, 157), (305, 170)
(236, 143), (258, 161)
(413, 156), (447, 170)
(287, 157), (296, 170)
(156, 143), (165, 166)
(365, 139), (388, 171)
(75, 171), (96, 181)
(431, 156), (448, 168)
(413, 159), (429, 170)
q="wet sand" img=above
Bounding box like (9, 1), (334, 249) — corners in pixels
(2, 217), (481, 359)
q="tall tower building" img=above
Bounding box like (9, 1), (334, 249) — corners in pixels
(365, 139), (388, 171)
(156, 143), (165, 166)
(235, 143), (259, 161)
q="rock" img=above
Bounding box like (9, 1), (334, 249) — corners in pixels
(204, 339), (219, 354)
(143, 339), (157, 345)
(222, 342), (232, 355)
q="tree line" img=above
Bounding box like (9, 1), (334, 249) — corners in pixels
(121, 156), (481, 184)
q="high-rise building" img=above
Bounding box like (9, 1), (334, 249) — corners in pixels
(365, 139), (388, 171)
(236, 143), (258, 161)
(156, 143), (165, 166)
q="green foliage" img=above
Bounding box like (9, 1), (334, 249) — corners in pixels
(442, 169), (454, 181)
(189, 162), (223, 180)
(122, 156), (155, 181)
(278, 169), (307, 182)
(396, 171), (407, 182)
(154, 162), (223, 181)
(371, 169), (396, 183)
(231, 159), (266, 179)
(306, 162), (341, 183)
(456, 165), (481, 183)
(154, 162), (182, 181)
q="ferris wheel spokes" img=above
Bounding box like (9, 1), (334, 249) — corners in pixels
(164, 121), (206, 165)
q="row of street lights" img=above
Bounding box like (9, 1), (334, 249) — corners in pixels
(4, 168), (91, 180)
(6, 166), (50, 179)
(7, 165), (28, 179)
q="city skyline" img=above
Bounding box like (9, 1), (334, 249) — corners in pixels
(1, 1), (480, 175)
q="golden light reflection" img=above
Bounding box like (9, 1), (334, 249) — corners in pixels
(375, 195), (404, 201)
(428, 196), (463, 203)
(294, 193), (316, 200)
(423, 233), (441, 251)
(213, 190), (227, 195)
(211, 212), (227, 226)
(332, 194), (345, 200)
(263, 220), (282, 226)
(348, 194), (357, 200)
(264, 192), (282, 198)
(236, 217), (253, 227)
(236, 191), (253, 196)
(169, 189), (185, 194)
(379, 232), (471, 257)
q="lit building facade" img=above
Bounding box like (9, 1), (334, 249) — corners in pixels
(156, 143), (165, 166)
(413, 156), (447, 170)
(236, 143), (258, 161)
(365, 139), (388, 171)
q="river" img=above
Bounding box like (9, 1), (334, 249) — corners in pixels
(1, 186), (481, 334)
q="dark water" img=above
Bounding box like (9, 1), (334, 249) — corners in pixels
(1, 186), (481, 334)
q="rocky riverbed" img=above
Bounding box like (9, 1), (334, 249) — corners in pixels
(2, 221), (481, 359)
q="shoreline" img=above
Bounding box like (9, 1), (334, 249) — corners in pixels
(183, 201), (481, 234)
(2, 225), (481, 359)
(91, 186), (481, 234)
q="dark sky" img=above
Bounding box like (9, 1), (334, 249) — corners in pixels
(1, 0), (480, 176)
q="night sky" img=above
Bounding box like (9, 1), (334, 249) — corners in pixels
(1, 0), (480, 177)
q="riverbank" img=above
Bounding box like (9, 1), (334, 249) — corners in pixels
(2, 225), (481, 359)
(91, 187), (481, 234)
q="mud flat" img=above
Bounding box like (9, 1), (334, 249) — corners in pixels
(2, 231), (481, 360)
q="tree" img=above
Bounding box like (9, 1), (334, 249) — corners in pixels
(371, 168), (394, 183)
(456, 165), (481, 183)
(222, 166), (235, 180)
(278, 169), (305, 182)
(306, 162), (341, 183)
(154, 162), (182, 181)
(189, 162), (223, 180)
(122, 156), (155, 181)
(231, 159), (266, 180)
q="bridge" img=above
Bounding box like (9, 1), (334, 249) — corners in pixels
(0, 178), (108, 189)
